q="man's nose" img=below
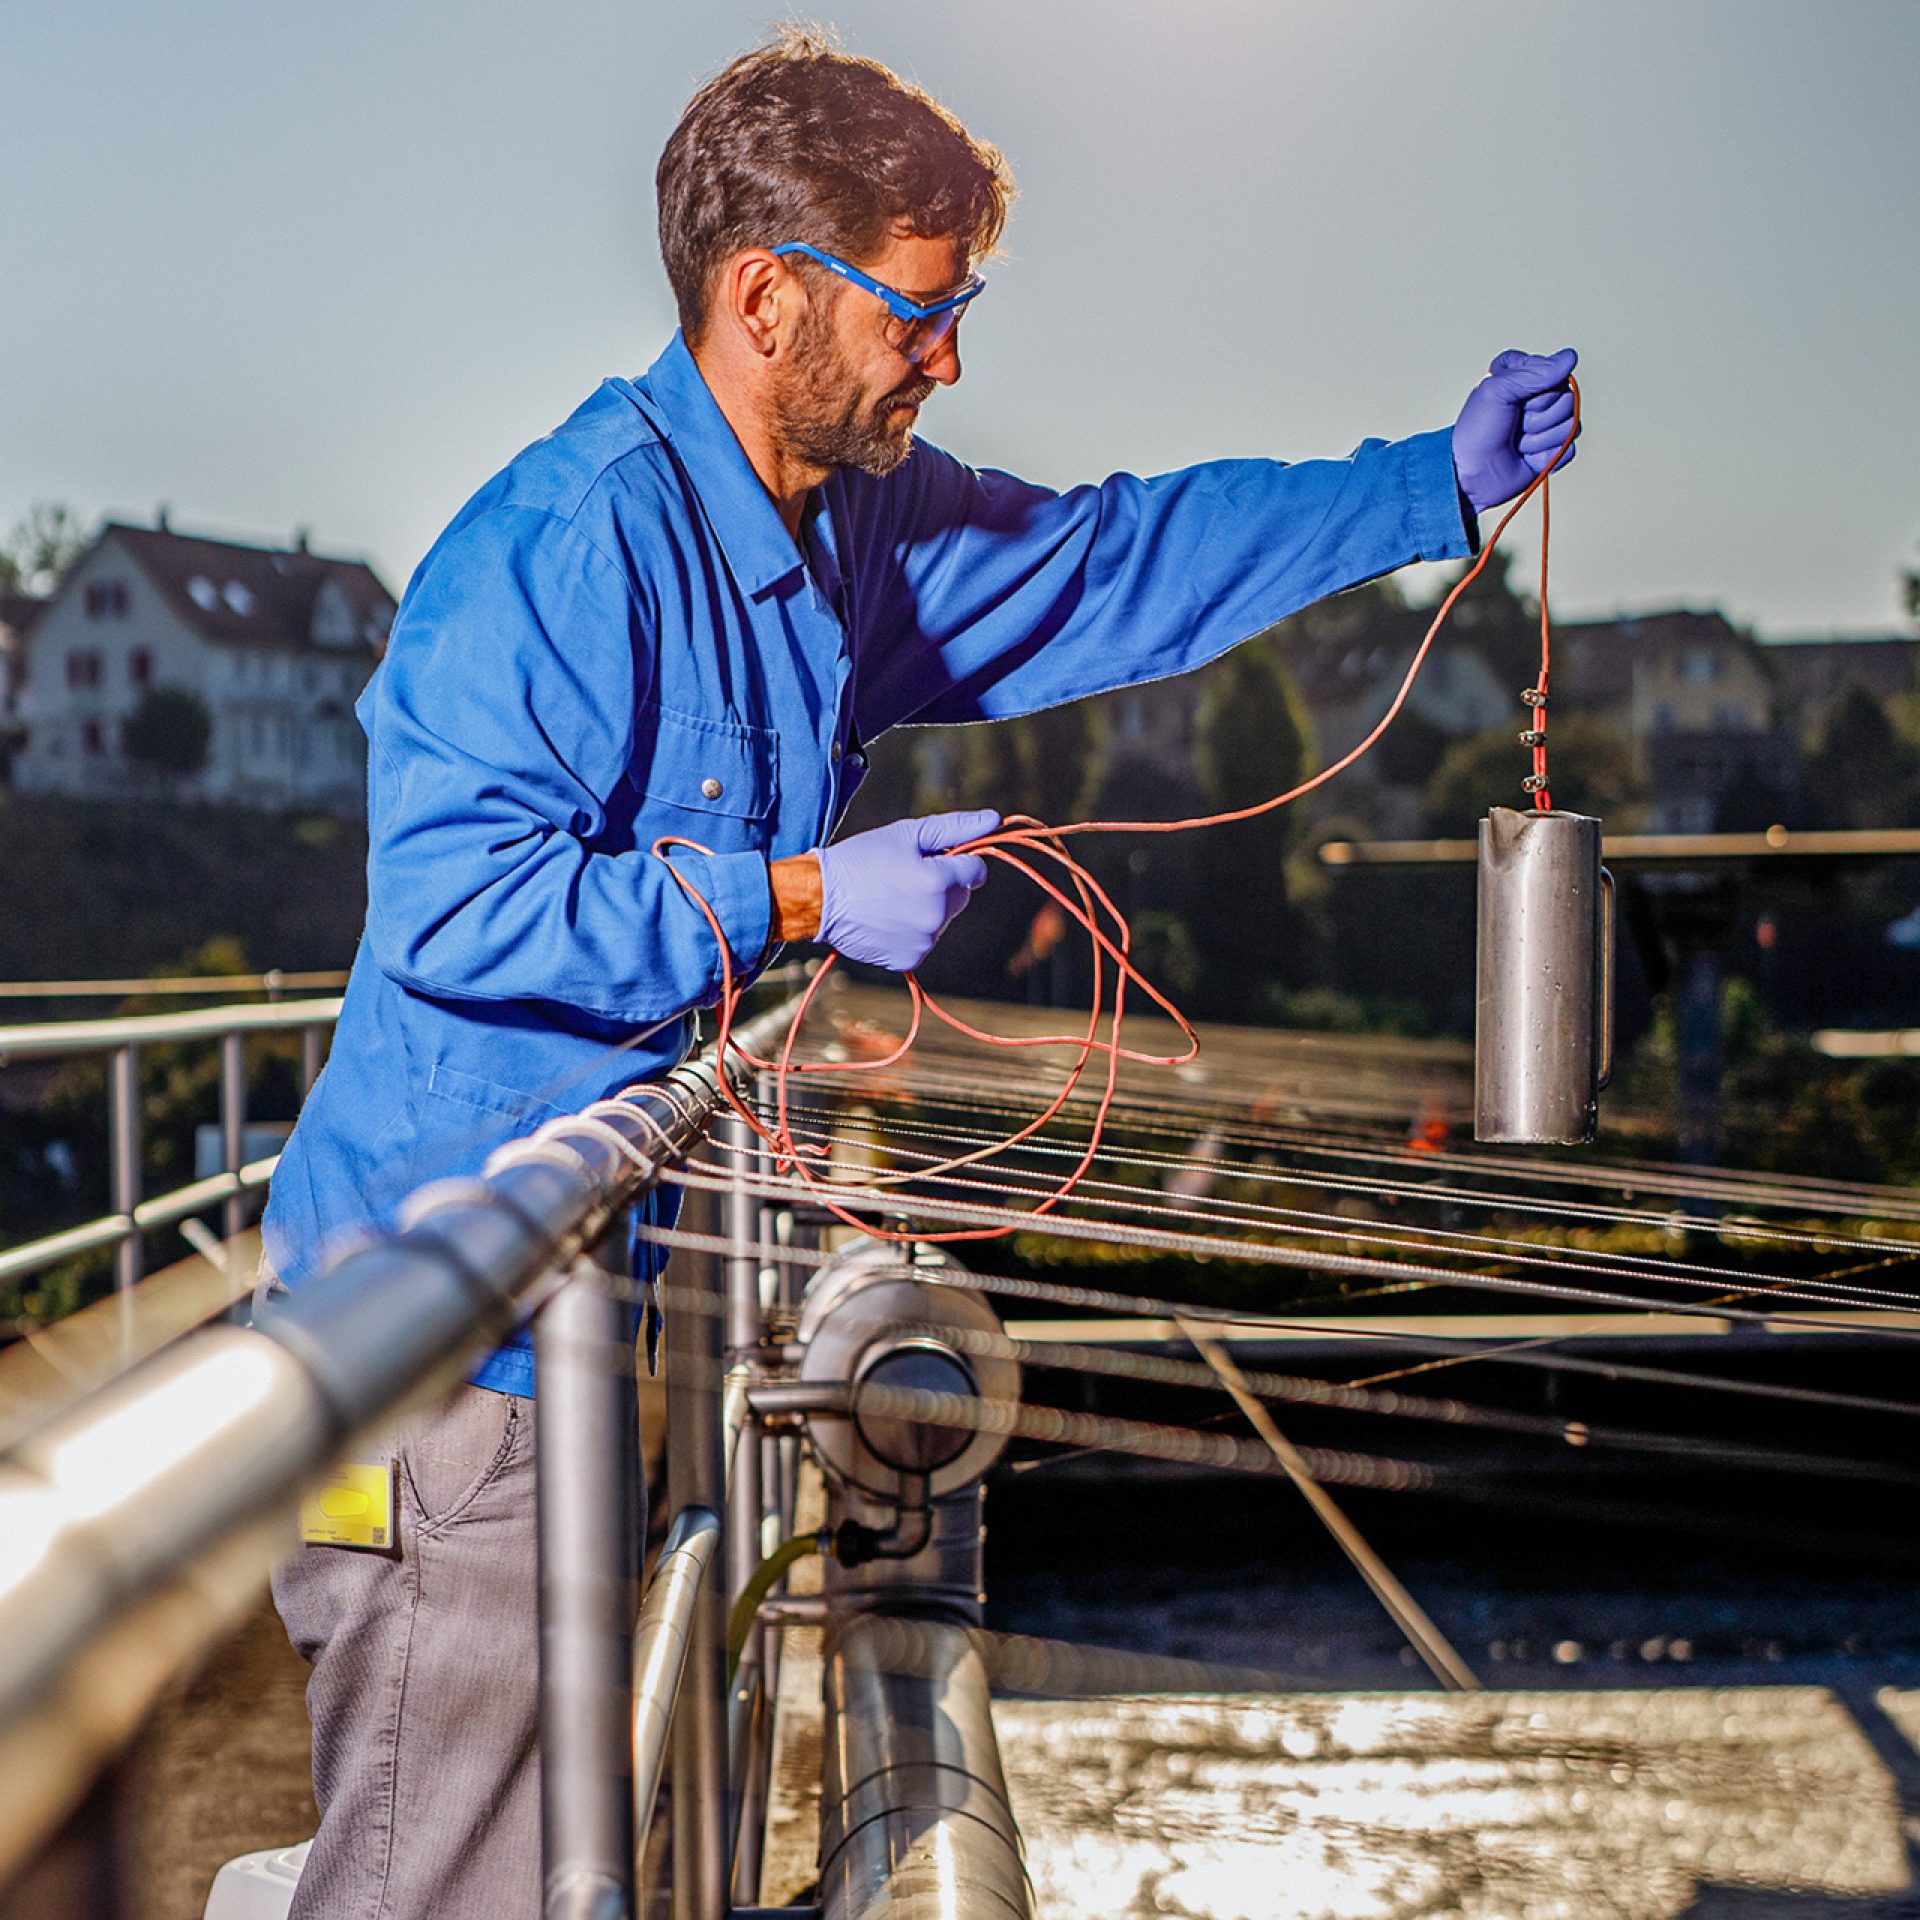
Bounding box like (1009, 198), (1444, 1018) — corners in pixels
(916, 331), (963, 385)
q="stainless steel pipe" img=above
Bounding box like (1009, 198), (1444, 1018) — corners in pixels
(818, 1613), (1033, 1920)
(632, 1506), (721, 1872)
(536, 1237), (641, 1920)
(0, 1328), (331, 1880)
(1475, 807), (1615, 1144)
(666, 1178), (731, 1920)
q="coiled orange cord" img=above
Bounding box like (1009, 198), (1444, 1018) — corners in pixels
(657, 382), (1580, 1239)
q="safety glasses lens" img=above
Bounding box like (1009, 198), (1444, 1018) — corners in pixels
(886, 302), (967, 362)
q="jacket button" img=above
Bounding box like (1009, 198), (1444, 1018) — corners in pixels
(700, 777), (724, 800)
(831, 742), (842, 762)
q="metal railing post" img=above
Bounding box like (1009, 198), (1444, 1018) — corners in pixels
(300, 1023), (325, 1097)
(108, 1045), (141, 1348)
(220, 1031), (246, 1252)
(666, 1178), (729, 1920)
(721, 1111), (764, 1638)
(536, 1225), (641, 1920)
(720, 1103), (777, 1905)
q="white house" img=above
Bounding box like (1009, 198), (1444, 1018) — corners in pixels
(12, 518), (394, 815)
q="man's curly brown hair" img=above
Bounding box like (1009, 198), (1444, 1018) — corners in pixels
(657, 26), (1014, 342)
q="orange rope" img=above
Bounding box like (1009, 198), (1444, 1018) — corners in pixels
(654, 382), (1581, 1240)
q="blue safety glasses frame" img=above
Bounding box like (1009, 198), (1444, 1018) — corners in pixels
(770, 242), (984, 362)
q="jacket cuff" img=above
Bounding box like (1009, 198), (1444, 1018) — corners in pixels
(1404, 428), (1478, 563)
(662, 845), (772, 989)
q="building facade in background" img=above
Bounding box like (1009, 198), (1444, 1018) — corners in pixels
(1762, 634), (1920, 727)
(11, 519), (393, 815)
(996, 596), (1916, 841)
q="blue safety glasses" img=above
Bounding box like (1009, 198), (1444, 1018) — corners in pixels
(770, 242), (984, 363)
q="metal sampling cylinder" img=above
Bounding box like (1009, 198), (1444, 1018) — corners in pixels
(1475, 806), (1614, 1144)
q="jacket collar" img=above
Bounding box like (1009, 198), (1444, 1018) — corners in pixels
(634, 332), (807, 599)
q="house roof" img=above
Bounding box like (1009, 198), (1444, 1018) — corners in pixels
(1550, 609), (1761, 706)
(1761, 633), (1919, 705)
(99, 521), (394, 654)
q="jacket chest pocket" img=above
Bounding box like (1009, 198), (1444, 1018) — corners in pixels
(631, 700), (778, 835)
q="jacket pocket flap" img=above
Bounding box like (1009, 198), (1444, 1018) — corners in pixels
(634, 701), (776, 822)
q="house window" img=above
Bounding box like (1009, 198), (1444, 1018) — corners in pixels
(81, 719), (103, 754)
(130, 648), (153, 688)
(66, 651), (103, 689)
(83, 582), (129, 618)
(1681, 647), (1721, 685)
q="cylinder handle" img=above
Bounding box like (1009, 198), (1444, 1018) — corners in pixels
(1596, 864), (1616, 1093)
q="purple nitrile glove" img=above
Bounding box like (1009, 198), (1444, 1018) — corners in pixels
(815, 809), (1001, 970)
(1451, 347), (1582, 516)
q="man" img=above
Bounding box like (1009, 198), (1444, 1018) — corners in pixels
(263, 27), (1580, 1917)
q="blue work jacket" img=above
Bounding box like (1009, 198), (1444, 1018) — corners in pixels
(263, 331), (1473, 1394)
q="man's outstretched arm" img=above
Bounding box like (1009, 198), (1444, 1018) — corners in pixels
(853, 349), (1579, 734)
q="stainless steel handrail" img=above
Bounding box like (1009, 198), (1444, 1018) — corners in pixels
(0, 995), (344, 1062)
(0, 997), (343, 1320)
(0, 993), (798, 1893)
(0, 969), (351, 1003)
(0, 1157), (285, 1288)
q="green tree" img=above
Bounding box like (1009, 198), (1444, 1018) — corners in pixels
(949, 701), (1099, 822)
(1422, 551), (1542, 695)
(0, 501), (89, 597)
(1422, 712), (1641, 835)
(953, 715), (1027, 812)
(1804, 681), (1920, 829)
(123, 688), (213, 780)
(1186, 640), (1313, 1017)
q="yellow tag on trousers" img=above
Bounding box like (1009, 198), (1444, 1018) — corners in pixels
(299, 1460), (397, 1550)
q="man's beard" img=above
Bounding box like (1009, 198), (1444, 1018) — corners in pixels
(772, 300), (936, 478)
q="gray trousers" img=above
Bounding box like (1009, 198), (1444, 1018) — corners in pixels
(273, 1385), (542, 1920)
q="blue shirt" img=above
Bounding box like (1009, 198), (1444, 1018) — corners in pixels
(263, 332), (1472, 1394)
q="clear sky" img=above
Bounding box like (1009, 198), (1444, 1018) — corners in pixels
(4, 1), (1916, 638)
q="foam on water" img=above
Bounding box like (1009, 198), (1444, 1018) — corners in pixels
(995, 1686), (1912, 1919)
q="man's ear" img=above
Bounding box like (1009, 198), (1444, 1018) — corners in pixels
(721, 250), (791, 361)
